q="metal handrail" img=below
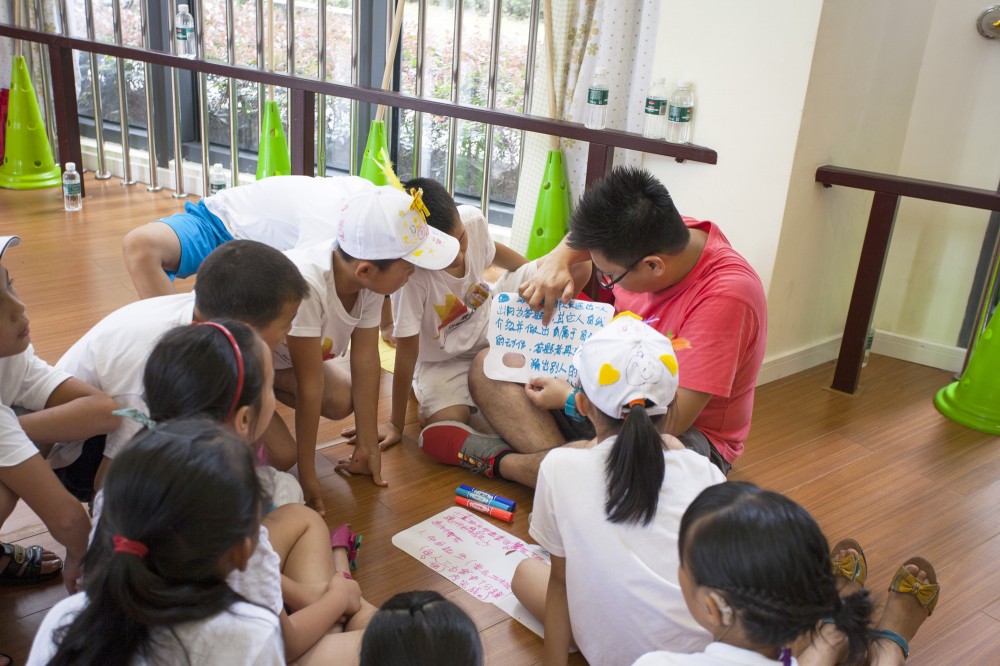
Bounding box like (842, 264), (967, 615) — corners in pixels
(0, 21), (718, 167)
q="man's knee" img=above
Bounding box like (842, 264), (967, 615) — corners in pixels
(320, 390), (353, 421)
(122, 226), (159, 266)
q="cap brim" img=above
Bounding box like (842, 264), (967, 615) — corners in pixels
(402, 226), (460, 270)
(0, 236), (21, 262)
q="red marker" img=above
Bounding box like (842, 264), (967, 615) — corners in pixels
(455, 495), (514, 522)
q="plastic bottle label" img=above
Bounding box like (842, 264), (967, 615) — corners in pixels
(587, 88), (608, 106)
(209, 183), (225, 195)
(175, 27), (192, 41)
(668, 105), (692, 122)
(63, 182), (81, 196)
(645, 98), (667, 115)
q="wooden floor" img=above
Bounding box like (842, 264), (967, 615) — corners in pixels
(1, 175), (999, 664)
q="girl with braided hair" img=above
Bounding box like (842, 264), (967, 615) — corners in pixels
(634, 482), (873, 666)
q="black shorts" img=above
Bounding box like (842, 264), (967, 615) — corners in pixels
(550, 409), (731, 476)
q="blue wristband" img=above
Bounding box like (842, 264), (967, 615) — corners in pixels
(564, 389), (586, 422)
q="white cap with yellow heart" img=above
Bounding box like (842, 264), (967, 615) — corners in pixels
(573, 311), (680, 420)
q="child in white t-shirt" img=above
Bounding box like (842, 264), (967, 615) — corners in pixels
(28, 419), (285, 665)
(381, 177), (529, 448)
(270, 185), (459, 511)
(510, 313), (727, 666)
(122, 174), (374, 299)
(131, 321), (374, 662)
(632, 482), (876, 666)
(52, 240), (309, 494)
(0, 235), (119, 591)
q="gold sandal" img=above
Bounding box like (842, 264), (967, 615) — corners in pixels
(830, 538), (867, 586)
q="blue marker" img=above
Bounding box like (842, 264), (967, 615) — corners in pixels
(457, 485), (516, 511)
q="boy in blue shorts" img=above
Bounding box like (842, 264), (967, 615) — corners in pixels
(122, 175), (373, 299)
(269, 185), (459, 511)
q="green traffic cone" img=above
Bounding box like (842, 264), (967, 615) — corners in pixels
(935, 311), (1000, 434)
(359, 120), (389, 186)
(255, 100), (291, 180)
(0, 56), (61, 190)
(526, 149), (572, 260)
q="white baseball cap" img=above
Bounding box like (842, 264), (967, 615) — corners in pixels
(0, 236), (20, 262)
(336, 185), (459, 270)
(574, 311), (680, 419)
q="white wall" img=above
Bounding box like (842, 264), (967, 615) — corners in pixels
(641, 0), (825, 294)
(766, 0), (937, 367)
(877, 0), (1000, 354)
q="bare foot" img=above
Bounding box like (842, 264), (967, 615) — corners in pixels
(871, 559), (938, 664)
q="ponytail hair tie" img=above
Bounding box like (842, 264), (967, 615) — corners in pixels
(113, 535), (149, 559)
(113, 407), (158, 430)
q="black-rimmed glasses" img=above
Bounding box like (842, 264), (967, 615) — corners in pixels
(596, 259), (640, 289)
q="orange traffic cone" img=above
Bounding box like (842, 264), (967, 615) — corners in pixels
(0, 56), (61, 190)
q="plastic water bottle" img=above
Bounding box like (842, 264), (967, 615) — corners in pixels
(584, 67), (609, 131)
(862, 326), (875, 367)
(174, 4), (196, 59)
(666, 81), (694, 144)
(63, 162), (81, 211)
(209, 163), (227, 195)
(642, 78), (669, 140)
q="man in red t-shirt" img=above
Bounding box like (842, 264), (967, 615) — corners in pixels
(419, 167), (767, 486)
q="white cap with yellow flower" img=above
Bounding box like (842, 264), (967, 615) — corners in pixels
(336, 150), (459, 270)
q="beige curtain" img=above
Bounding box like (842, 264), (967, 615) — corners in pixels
(509, 0), (660, 254)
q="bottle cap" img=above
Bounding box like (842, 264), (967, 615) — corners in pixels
(677, 81), (691, 88)
(595, 67), (608, 75)
(178, 4), (188, 12)
(213, 163), (223, 170)
(654, 78), (665, 84)
(66, 162), (76, 171)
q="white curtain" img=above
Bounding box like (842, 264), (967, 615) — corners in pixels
(508, 0), (660, 254)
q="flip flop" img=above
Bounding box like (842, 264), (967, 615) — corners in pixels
(830, 538), (867, 587)
(331, 523), (363, 571)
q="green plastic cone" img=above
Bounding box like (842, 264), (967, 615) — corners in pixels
(526, 149), (572, 260)
(0, 56), (61, 190)
(359, 120), (389, 186)
(255, 100), (291, 180)
(935, 311), (1000, 434)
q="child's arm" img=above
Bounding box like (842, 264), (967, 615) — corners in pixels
(279, 571), (362, 661)
(543, 555), (572, 666)
(386, 334), (419, 447)
(0, 456), (90, 593)
(286, 335), (326, 505)
(491, 241), (528, 272)
(335, 326), (386, 486)
(18, 378), (121, 454)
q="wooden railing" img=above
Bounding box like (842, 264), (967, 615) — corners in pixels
(0, 23), (717, 199)
(816, 166), (1000, 394)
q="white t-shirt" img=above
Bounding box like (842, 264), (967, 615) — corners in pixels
(228, 524), (284, 616)
(90, 492), (284, 617)
(204, 174), (374, 251)
(391, 206), (496, 363)
(530, 439), (726, 666)
(273, 239), (383, 370)
(27, 591), (283, 666)
(52, 294), (196, 466)
(633, 643), (800, 666)
(0, 345), (70, 467)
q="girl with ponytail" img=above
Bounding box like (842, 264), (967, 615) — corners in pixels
(28, 418), (283, 665)
(511, 313), (726, 666)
